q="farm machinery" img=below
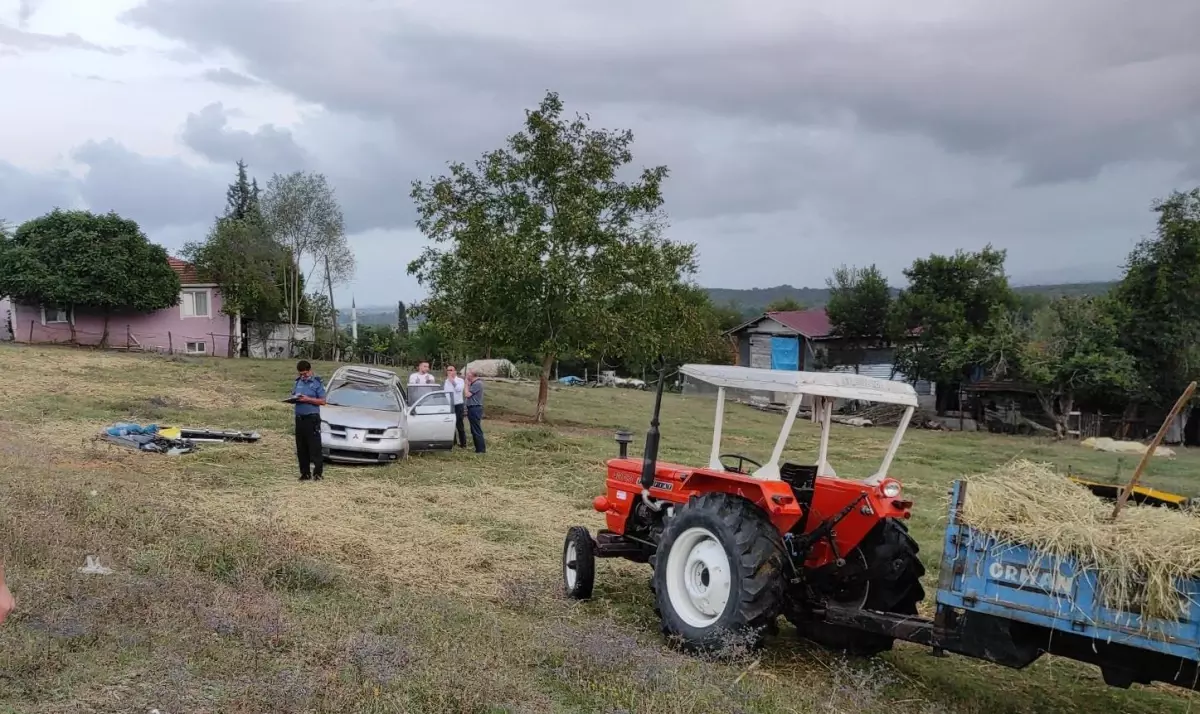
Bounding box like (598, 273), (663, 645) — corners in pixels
(562, 364), (1200, 692)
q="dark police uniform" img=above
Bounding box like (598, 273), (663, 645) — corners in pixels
(293, 374), (326, 480)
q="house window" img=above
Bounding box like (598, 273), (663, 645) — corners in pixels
(41, 305), (71, 325)
(185, 341), (208, 355)
(180, 290), (211, 318)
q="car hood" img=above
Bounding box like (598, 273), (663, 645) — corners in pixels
(320, 405), (403, 430)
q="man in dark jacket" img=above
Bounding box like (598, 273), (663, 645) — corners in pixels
(465, 368), (486, 454)
(291, 360), (327, 481)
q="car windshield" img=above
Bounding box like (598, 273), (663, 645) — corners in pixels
(325, 383), (400, 412)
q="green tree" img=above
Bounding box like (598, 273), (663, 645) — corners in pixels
(712, 300), (747, 332)
(185, 162), (290, 354)
(396, 300), (410, 336)
(409, 90), (697, 422)
(950, 297), (1136, 437)
(824, 264), (892, 372)
(1111, 188), (1200, 409)
(1023, 297), (1137, 435)
(891, 246), (1015, 404)
(261, 170), (353, 348)
(0, 209), (180, 345)
(765, 296), (805, 312)
(225, 159), (262, 222)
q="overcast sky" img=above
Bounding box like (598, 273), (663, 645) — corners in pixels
(2, 0), (1197, 306)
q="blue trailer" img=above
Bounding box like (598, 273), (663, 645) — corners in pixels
(817, 480), (1200, 691)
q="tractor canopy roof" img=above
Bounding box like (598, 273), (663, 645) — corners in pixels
(679, 365), (919, 408)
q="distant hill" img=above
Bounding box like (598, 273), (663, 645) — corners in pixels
(706, 281), (1116, 315)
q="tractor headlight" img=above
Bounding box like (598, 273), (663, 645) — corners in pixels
(881, 480), (902, 499)
(382, 428), (401, 439)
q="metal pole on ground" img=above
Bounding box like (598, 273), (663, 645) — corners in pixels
(1112, 380), (1197, 519)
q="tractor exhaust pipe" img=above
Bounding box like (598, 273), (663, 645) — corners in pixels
(639, 356), (668, 492)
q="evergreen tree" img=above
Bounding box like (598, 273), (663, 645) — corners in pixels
(225, 160), (258, 221)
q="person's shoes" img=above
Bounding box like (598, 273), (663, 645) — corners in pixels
(313, 474), (324, 481)
(299, 475), (312, 481)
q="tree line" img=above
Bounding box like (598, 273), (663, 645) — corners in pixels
(0, 163), (356, 356)
(812, 188), (1200, 436)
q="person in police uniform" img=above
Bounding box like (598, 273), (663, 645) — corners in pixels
(291, 360), (327, 481)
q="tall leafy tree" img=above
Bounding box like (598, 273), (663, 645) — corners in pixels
(410, 90), (699, 422)
(0, 209), (180, 345)
(824, 264), (893, 372)
(396, 300), (410, 336)
(184, 162), (289, 353)
(261, 170), (354, 346)
(891, 246), (1015, 406)
(1022, 296), (1137, 436)
(1111, 188), (1200, 410)
(949, 297), (1136, 437)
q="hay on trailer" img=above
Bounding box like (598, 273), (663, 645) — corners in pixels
(961, 459), (1200, 622)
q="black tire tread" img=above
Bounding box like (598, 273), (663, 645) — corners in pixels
(563, 526), (596, 600)
(652, 492), (786, 654)
(793, 518), (926, 656)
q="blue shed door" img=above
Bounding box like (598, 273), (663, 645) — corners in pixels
(770, 336), (799, 371)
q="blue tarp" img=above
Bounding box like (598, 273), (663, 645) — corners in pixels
(558, 376), (586, 385)
(770, 336), (799, 371)
(105, 423), (160, 437)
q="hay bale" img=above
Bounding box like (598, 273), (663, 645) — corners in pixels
(961, 459), (1200, 621)
(465, 359), (520, 379)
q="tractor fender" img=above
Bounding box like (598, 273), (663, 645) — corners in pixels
(678, 470), (805, 534)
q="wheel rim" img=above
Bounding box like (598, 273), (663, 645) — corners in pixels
(564, 541), (578, 590)
(665, 527), (732, 628)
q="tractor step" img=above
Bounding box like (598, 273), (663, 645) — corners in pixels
(594, 530), (650, 560)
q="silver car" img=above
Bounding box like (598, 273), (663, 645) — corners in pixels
(319, 366), (456, 464)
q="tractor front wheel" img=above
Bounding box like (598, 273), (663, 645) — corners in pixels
(563, 526), (596, 599)
(652, 493), (785, 654)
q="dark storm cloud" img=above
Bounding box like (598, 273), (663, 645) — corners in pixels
(181, 103), (309, 172)
(123, 0), (1200, 186)
(201, 67), (261, 88)
(72, 139), (225, 229)
(0, 160), (78, 224)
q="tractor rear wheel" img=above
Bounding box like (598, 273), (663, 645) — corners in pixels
(652, 493), (785, 654)
(792, 518), (926, 656)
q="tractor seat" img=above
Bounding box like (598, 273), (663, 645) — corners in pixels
(780, 463), (817, 491)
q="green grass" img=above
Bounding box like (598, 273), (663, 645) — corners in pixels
(1, 343), (1198, 712)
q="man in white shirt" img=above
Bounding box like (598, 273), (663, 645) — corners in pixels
(443, 365), (467, 448)
(409, 361), (436, 387)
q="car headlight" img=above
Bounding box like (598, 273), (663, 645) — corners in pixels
(382, 428), (401, 439)
(880, 479), (902, 498)
(320, 420), (330, 431)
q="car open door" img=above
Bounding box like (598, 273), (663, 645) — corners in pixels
(406, 389), (455, 451)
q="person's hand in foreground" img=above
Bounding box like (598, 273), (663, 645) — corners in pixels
(0, 562), (14, 625)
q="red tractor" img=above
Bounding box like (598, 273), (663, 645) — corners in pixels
(562, 364), (926, 655)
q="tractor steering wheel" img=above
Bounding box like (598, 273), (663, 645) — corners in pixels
(719, 453), (763, 475)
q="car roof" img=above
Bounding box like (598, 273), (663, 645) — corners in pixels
(330, 365), (399, 387)
(680, 364), (919, 407)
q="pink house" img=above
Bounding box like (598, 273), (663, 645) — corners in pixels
(9, 258), (238, 357)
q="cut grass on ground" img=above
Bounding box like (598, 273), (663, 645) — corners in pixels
(1, 343), (1198, 713)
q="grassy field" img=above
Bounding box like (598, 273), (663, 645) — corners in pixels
(1, 344), (1198, 713)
